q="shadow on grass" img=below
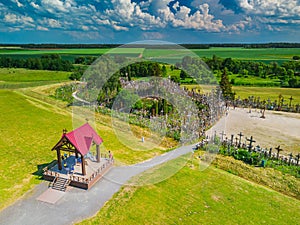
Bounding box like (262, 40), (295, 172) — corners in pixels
(32, 160), (57, 180)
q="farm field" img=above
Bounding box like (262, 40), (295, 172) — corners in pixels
(0, 47), (145, 61)
(0, 68), (71, 89)
(144, 47), (300, 64)
(79, 156), (300, 225)
(1, 47), (299, 63)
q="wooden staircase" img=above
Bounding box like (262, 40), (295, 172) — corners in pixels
(50, 177), (70, 192)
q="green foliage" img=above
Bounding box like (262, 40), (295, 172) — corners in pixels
(0, 54), (74, 71)
(219, 69), (234, 100)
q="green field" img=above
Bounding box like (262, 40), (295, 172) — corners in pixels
(144, 47), (300, 64)
(79, 156), (300, 225)
(233, 86), (300, 104)
(183, 85), (300, 105)
(0, 90), (73, 210)
(0, 68), (71, 89)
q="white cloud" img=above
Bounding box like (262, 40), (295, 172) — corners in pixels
(37, 25), (49, 31)
(13, 0), (23, 8)
(30, 2), (40, 9)
(236, 0), (300, 18)
(4, 13), (34, 24)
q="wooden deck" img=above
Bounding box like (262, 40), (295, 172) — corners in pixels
(43, 155), (113, 190)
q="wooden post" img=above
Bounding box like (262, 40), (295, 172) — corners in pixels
(96, 145), (100, 163)
(75, 151), (79, 159)
(81, 155), (86, 175)
(57, 149), (62, 170)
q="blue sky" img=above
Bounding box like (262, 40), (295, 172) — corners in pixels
(0, 0), (299, 43)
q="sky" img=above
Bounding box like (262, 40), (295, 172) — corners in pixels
(0, 0), (299, 44)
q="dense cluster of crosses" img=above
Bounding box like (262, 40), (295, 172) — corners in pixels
(197, 131), (300, 167)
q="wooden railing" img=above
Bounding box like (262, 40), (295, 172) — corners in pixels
(69, 159), (114, 184)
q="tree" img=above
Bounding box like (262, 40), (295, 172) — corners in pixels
(219, 68), (234, 100)
(180, 70), (188, 79)
(162, 65), (167, 77)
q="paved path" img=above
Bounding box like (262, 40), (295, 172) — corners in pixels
(0, 145), (195, 225)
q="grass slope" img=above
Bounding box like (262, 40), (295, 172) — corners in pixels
(79, 156), (300, 225)
(0, 90), (72, 210)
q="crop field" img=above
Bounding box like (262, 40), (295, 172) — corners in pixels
(144, 47), (300, 63)
(1, 47), (299, 64)
(0, 48), (145, 61)
(0, 68), (71, 89)
(79, 156), (300, 225)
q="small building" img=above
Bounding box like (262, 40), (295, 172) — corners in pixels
(43, 123), (113, 190)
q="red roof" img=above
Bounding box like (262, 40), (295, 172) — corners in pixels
(58, 123), (103, 155)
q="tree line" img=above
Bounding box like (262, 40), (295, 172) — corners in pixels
(0, 54), (73, 71)
(202, 55), (300, 88)
(1, 43), (300, 49)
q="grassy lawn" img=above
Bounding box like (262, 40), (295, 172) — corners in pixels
(78, 156), (300, 225)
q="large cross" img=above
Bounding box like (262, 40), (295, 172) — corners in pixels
(246, 136), (256, 152)
(238, 132), (244, 147)
(275, 145), (283, 160)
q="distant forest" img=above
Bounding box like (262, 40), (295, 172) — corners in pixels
(1, 43), (300, 49)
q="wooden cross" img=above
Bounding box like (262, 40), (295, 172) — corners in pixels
(269, 147), (272, 158)
(288, 153), (293, 165)
(63, 128), (67, 134)
(230, 134), (234, 146)
(220, 131), (226, 142)
(86, 118), (89, 123)
(289, 96), (294, 108)
(246, 136), (256, 152)
(235, 137), (238, 146)
(295, 153), (300, 166)
(275, 145), (283, 160)
(238, 132), (244, 147)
